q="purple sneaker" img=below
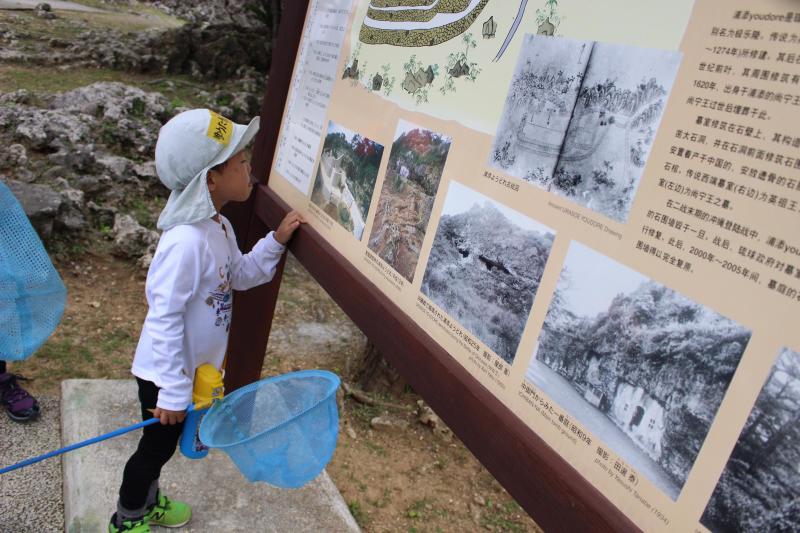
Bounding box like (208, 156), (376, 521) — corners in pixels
(0, 373), (40, 422)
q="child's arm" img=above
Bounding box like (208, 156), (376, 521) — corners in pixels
(225, 211), (306, 291)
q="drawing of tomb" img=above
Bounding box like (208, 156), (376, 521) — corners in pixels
(490, 34), (681, 222)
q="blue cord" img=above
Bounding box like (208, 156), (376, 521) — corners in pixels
(0, 405), (195, 475)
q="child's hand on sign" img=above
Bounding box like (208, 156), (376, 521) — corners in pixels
(149, 407), (187, 425)
(275, 210), (306, 245)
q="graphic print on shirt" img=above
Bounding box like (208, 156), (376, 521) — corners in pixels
(205, 258), (232, 331)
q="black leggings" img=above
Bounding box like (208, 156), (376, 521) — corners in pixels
(118, 378), (185, 511)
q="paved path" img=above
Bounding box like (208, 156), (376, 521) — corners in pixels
(0, 0), (107, 13)
(62, 380), (359, 533)
(0, 396), (64, 533)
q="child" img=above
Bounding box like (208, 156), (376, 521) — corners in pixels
(109, 109), (305, 533)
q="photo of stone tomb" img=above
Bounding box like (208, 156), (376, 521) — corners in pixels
(421, 181), (555, 364)
(526, 242), (751, 500)
(490, 34), (682, 222)
(368, 120), (452, 282)
(311, 121), (385, 240)
(701, 347), (800, 532)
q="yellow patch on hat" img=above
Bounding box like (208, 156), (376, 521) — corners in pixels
(206, 110), (233, 145)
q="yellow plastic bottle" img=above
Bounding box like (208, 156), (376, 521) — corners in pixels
(179, 363), (224, 459)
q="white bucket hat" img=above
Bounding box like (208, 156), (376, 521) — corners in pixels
(154, 108), (260, 230)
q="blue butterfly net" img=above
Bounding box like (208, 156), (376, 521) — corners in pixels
(0, 181), (67, 361)
(199, 370), (341, 489)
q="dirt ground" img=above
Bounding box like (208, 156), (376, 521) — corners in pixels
(12, 250), (541, 533)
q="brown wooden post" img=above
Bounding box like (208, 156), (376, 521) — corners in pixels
(223, 0), (310, 393)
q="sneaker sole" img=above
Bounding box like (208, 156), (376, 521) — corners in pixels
(6, 409), (40, 423)
(150, 517), (191, 529)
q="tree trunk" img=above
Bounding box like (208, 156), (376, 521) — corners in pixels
(352, 339), (407, 394)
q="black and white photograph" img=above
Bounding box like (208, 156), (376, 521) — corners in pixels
(421, 181), (555, 364)
(368, 120), (452, 282)
(490, 34), (682, 222)
(701, 347), (800, 532)
(526, 242), (751, 499)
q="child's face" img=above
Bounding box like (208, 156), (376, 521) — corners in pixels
(208, 150), (253, 206)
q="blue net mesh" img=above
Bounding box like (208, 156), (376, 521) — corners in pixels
(199, 370), (340, 488)
(0, 182), (67, 361)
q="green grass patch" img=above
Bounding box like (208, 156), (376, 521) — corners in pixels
(481, 499), (528, 532)
(37, 338), (94, 373)
(347, 501), (369, 528)
(363, 440), (388, 457)
(0, 65), (205, 106)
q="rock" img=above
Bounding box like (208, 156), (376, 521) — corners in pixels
(345, 424), (357, 440)
(417, 400), (453, 441)
(0, 144), (28, 169)
(372, 74), (383, 91)
(0, 89), (30, 105)
(473, 494), (486, 506)
(95, 154), (135, 182)
(88, 201), (117, 228)
(35, 3), (57, 19)
(448, 60), (470, 78)
(14, 168), (36, 184)
(49, 146), (97, 174)
(112, 213), (158, 260)
(4, 179), (63, 238)
(51, 82), (170, 124)
(48, 37), (69, 49)
(401, 66), (435, 94)
(469, 503), (482, 526)
(39, 165), (72, 183)
(370, 415), (409, 433)
(229, 92), (260, 123)
(75, 174), (112, 196)
(137, 243), (156, 270)
(3, 107), (90, 152)
(132, 161), (162, 193)
(53, 178), (87, 232)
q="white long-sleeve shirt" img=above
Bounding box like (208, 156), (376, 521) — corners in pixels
(132, 215), (285, 410)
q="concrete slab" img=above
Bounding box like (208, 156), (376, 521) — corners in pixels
(62, 380), (359, 533)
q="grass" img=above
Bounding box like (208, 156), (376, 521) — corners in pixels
(363, 440), (388, 457)
(0, 9), (181, 41)
(0, 65), (204, 106)
(348, 501), (369, 528)
(482, 499), (528, 532)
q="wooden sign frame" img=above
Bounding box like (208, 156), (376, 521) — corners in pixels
(223, 1), (638, 531)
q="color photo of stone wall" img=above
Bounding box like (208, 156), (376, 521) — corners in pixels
(368, 120), (452, 282)
(311, 121), (384, 240)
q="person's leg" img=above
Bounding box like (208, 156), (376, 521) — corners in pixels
(113, 378), (186, 529)
(0, 360), (40, 422)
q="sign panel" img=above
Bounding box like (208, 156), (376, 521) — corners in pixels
(268, 1), (800, 530)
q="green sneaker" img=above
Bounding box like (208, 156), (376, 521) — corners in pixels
(144, 492), (192, 528)
(108, 515), (150, 533)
